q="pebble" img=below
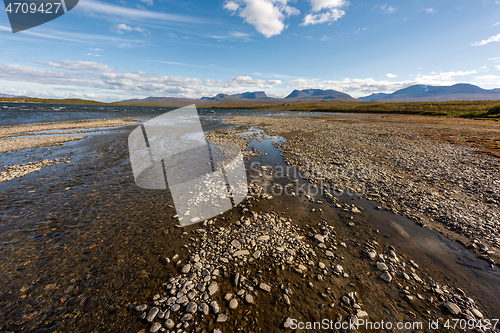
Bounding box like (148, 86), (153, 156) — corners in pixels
(199, 303), (209, 316)
(135, 304), (147, 312)
(259, 282), (271, 292)
(210, 301), (220, 314)
(377, 262), (388, 271)
(245, 294), (255, 304)
(472, 308), (483, 319)
(444, 302), (461, 316)
(180, 264), (192, 274)
(186, 302), (197, 314)
(208, 282), (219, 295)
(164, 319), (175, 329)
(381, 272), (392, 282)
(146, 307), (159, 322)
(229, 298), (238, 310)
(216, 314), (228, 322)
(149, 322), (162, 333)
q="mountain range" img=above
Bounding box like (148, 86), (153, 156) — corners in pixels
(3, 83), (500, 105)
(359, 84), (500, 102)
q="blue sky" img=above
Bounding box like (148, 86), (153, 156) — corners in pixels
(0, 0), (500, 102)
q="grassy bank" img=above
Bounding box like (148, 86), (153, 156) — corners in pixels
(1, 97), (500, 118)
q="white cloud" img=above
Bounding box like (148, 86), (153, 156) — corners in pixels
(309, 0), (347, 12)
(224, 1), (240, 11)
(114, 24), (145, 34)
(36, 60), (113, 72)
(223, 0), (299, 38)
(384, 73), (397, 78)
(425, 8), (436, 14)
(139, 0), (153, 5)
(489, 57), (500, 62)
(301, 0), (347, 26)
(471, 33), (500, 46)
(380, 4), (397, 14)
(496, 65), (500, 70)
(494, 22), (500, 26)
(0, 62), (284, 99)
(302, 9), (345, 26)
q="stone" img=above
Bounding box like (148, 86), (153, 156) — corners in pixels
(472, 308), (483, 319)
(377, 262), (388, 271)
(146, 307), (159, 322)
(314, 234), (325, 243)
(444, 302), (461, 316)
(325, 251), (334, 258)
(357, 311), (369, 319)
(367, 250), (377, 260)
(283, 294), (290, 305)
(245, 294), (255, 304)
(181, 264), (192, 274)
(229, 298), (238, 310)
(283, 317), (292, 328)
(257, 235), (270, 241)
(231, 239), (242, 249)
(181, 313), (193, 322)
(164, 319), (175, 329)
(135, 304), (147, 312)
(351, 207), (361, 214)
(260, 282), (271, 292)
(199, 303), (209, 316)
(253, 250), (262, 259)
(225, 293), (233, 301)
(210, 301), (220, 314)
(208, 282), (219, 295)
(149, 322), (162, 333)
(333, 265), (344, 274)
(233, 250), (250, 257)
(186, 302), (197, 313)
(170, 304), (181, 312)
(318, 262), (326, 269)
(216, 314), (228, 322)
(381, 272), (392, 282)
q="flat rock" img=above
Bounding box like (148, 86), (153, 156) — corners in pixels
(181, 264), (192, 274)
(444, 302), (461, 316)
(381, 272), (392, 282)
(233, 250), (250, 257)
(216, 314), (228, 322)
(314, 234), (325, 243)
(208, 282), (219, 295)
(377, 262), (388, 271)
(257, 235), (270, 241)
(245, 294), (255, 304)
(260, 282), (271, 292)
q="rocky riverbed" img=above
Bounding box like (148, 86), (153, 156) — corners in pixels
(224, 114), (500, 266)
(133, 117), (499, 333)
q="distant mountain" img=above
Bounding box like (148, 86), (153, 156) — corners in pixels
(127, 91), (274, 106)
(358, 92), (391, 102)
(285, 89), (356, 101)
(0, 93), (17, 98)
(201, 91), (270, 101)
(359, 84), (500, 102)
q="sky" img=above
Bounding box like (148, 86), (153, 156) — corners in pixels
(0, 0), (500, 102)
